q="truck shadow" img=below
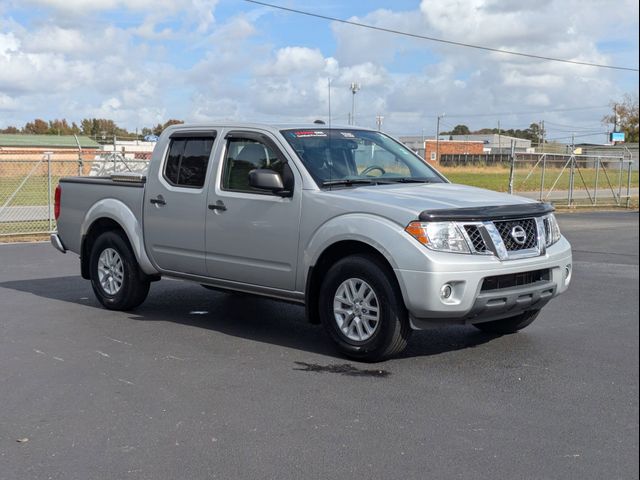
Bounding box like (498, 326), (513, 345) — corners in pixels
(0, 275), (500, 361)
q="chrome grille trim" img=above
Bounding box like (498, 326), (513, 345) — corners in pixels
(456, 217), (545, 260)
(494, 218), (537, 250)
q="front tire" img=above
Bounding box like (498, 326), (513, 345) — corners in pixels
(319, 254), (411, 362)
(89, 230), (150, 311)
(472, 310), (540, 334)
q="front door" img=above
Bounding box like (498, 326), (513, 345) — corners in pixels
(205, 131), (301, 291)
(143, 131), (216, 276)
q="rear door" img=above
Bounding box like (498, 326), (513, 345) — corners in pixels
(143, 131), (216, 275)
(204, 130), (302, 290)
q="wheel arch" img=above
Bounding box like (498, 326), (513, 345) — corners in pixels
(305, 239), (402, 325)
(80, 199), (158, 279)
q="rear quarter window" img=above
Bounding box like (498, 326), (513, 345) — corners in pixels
(164, 136), (215, 188)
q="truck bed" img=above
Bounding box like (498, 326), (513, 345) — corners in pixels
(56, 176), (146, 255)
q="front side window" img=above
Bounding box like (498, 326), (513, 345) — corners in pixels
(281, 129), (445, 187)
(164, 136), (215, 188)
(222, 138), (287, 194)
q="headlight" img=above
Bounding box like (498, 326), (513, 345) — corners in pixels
(543, 213), (561, 246)
(405, 221), (470, 253)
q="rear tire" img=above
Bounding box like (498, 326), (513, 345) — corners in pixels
(319, 254), (411, 362)
(89, 230), (150, 311)
(472, 310), (540, 334)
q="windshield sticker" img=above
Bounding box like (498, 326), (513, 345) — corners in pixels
(339, 132), (355, 138)
(294, 130), (327, 138)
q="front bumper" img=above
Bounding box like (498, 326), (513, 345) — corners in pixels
(395, 236), (572, 328)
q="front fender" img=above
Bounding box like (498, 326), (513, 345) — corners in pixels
(301, 213), (430, 299)
(81, 198), (158, 275)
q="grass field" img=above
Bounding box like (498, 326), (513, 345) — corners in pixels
(0, 166), (637, 208)
(0, 176), (61, 207)
(0, 220), (52, 237)
(440, 166), (639, 193)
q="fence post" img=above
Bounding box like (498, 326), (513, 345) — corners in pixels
(594, 158), (600, 206)
(508, 140), (515, 194)
(73, 133), (83, 176)
(47, 152), (53, 232)
(617, 158), (624, 206)
(626, 160), (632, 208)
(568, 155), (575, 207)
(539, 154), (546, 201)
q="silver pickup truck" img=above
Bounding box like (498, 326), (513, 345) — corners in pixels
(52, 123), (572, 361)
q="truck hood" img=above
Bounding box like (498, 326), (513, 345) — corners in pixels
(317, 182), (538, 224)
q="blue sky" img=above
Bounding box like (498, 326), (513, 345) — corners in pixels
(0, 0), (638, 142)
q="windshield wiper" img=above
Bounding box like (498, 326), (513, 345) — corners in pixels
(321, 178), (380, 187)
(386, 177), (433, 183)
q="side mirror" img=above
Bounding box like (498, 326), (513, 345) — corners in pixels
(248, 169), (291, 196)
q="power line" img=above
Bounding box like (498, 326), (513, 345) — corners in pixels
(244, 0), (639, 72)
(546, 131), (608, 141)
(443, 105), (610, 118)
(543, 120), (607, 131)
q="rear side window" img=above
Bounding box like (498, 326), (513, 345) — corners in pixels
(164, 136), (215, 188)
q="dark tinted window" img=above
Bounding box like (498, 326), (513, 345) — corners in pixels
(164, 136), (215, 188)
(222, 138), (286, 194)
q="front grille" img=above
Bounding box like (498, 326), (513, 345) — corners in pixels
(464, 225), (489, 252)
(481, 269), (550, 291)
(493, 218), (538, 251)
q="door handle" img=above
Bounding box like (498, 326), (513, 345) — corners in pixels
(150, 195), (166, 206)
(208, 202), (227, 211)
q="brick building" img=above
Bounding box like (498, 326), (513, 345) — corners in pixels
(424, 139), (484, 164)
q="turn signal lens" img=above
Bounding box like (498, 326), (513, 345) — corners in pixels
(405, 221), (429, 245)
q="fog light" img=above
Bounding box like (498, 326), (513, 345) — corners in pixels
(564, 264), (572, 285)
(440, 284), (453, 299)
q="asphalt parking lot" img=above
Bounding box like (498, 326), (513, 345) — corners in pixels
(1, 211), (638, 480)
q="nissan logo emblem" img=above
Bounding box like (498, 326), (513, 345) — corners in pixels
(510, 225), (527, 245)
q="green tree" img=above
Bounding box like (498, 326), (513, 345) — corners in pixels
(442, 124), (471, 135)
(48, 119), (75, 135)
(79, 118), (129, 139)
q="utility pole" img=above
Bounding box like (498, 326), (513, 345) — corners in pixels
(350, 82), (361, 125)
(327, 78), (332, 126)
(376, 115), (384, 131)
(497, 120), (501, 153)
(571, 133), (575, 153)
(436, 113), (445, 164)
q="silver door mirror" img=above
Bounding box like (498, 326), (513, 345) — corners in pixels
(248, 169), (288, 195)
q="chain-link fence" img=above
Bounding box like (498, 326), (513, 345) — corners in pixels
(0, 150), (150, 238)
(1, 145), (637, 239)
(510, 152), (636, 207)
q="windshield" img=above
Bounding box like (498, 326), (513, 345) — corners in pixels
(281, 129), (446, 187)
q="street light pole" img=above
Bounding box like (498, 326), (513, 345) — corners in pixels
(436, 113), (445, 164)
(350, 82), (361, 125)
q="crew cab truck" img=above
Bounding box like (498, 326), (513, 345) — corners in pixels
(51, 123), (573, 361)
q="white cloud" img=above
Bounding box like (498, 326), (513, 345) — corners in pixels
(0, 0), (637, 139)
